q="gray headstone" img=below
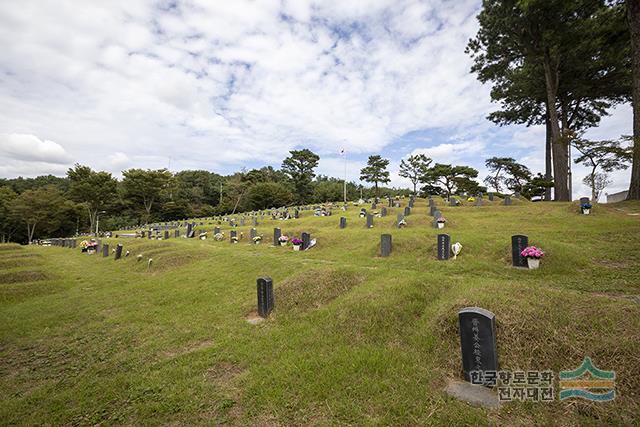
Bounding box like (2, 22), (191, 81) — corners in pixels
(511, 235), (528, 268)
(302, 232), (310, 250)
(175, 229), (180, 238)
(396, 213), (404, 228)
(273, 227), (281, 244)
(257, 277), (274, 318)
(488, 193), (494, 201)
(102, 243), (109, 257)
(380, 234), (392, 257)
(404, 206), (411, 216)
(240, 218), (245, 227)
(430, 205), (437, 216)
(475, 198), (482, 207)
(459, 307), (498, 385)
(450, 198), (457, 207)
(437, 234), (451, 260)
(164, 230), (169, 239)
(380, 207), (387, 217)
(339, 217), (347, 229)
(252, 217), (258, 226)
(214, 227), (221, 235)
(366, 214), (374, 228)
(433, 210), (442, 219)
(250, 228), (257, 239)
(230, 230), (237, 242)
(503, 196), (512, 206)
(114, 244), (123, 260)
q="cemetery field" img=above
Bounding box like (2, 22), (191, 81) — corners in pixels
(1, 199), (640, 426)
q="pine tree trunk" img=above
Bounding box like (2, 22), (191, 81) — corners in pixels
(543, 50), (570, 201)
(628, 0), (640, 199)
(545, 109), (553, 201)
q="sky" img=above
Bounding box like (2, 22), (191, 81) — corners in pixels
(0, 0), (633, 201)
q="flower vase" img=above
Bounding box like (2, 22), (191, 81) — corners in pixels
(527, 258), (540, 270)
(437, 223), (444, 229)
(582, 209), (590, 215)
(293, 245), (301, 251)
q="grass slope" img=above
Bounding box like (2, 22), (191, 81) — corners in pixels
(1, 199), (639, 426)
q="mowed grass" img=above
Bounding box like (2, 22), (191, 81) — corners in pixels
(1, 198), (639, 426)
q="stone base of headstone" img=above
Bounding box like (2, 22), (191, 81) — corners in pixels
(444, 379), (501, 409)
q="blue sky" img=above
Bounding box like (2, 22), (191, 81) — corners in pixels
(0, 0), (632, 200)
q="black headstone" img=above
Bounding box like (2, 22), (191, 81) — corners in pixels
(380, 234), (392, 257)
(230, 230), (237, 242)
(339, 217), (347, 229)
(164, 230), (169, 239)
(301, 232), (310, 250)
(511, 235), (529, 268)
(273, 227), (281, 244)
(102, 243), (109, 257)
(459, 307), (498, 384)
(114, 244), (123, 260)
(257, 277), (274, 318)
(580, 197), (590, 205)
(437, 234), (451, 260)
(366, 214), (373, 228)
(404, 206), (411, 216)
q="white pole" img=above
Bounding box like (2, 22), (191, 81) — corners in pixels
(343, 149), (347, 204)
(95, 213), (99, 236)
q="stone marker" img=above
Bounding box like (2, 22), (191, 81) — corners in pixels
(147, 231), (151, 239)
(102, 243), (109, 257)
(186, 223), (193, 237)
(252, 217), (258, 226)
(503, 196), (512, 206)
(230, 230), (237, 242)
(339, 217), (347, 229)
(366, 213), (374, 228)
(511, 235), (528, 268)
(458, 307), (498, 384)
(381, 207), (387, 217)
(175, 229), (180, 238)
(257, 277), (274, 318)
(250, 228), (257, 239)
(164, 230), (169, 240)
(488, 193), (494, 201)
(273, 227), (281, 244)
(301, 232), (310, 250)
(396, 213), (404, 228)
(475, 198), (482, 207)
(214, 227), (221, 235)
(450, 198), (457, 207)
(433, 209), (442, 219)
(404, 206), (411, 216)
(114, 244), (123, 260)
(580, 197), (590, 205)
(381, 234), (392, 257)
(437, 234), (451, 260)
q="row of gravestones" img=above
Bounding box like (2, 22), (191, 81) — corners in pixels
(49, 238), (77, 248)
(379, 233), (531, 267)
(253, 276), (497, 387)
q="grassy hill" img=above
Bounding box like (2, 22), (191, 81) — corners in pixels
(1, 198), (639, 426)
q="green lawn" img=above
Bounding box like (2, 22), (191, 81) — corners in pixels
(1, 198), (639, 426)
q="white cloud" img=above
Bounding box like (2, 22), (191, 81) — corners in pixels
(0, 133), (72, 164)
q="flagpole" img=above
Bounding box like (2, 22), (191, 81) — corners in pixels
(343, 149), (347, 204)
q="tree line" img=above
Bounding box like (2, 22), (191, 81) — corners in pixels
(2, 146), (578, 243)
